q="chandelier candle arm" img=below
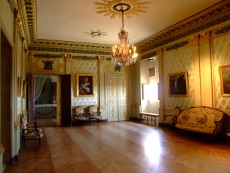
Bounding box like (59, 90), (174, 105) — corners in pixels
(111, 3), (138, 66)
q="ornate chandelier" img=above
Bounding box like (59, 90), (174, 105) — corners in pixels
(111, 3), (138, 66)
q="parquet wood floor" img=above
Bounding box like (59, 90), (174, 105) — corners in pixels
(4, 121), (230, 173)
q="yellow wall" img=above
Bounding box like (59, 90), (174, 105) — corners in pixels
(143, 26), (230, 122)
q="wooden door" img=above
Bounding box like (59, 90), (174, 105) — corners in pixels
(60, 75), (72, 126)
(106, 75), (128, 121)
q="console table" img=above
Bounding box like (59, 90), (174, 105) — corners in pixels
(139, 112), (159, 125)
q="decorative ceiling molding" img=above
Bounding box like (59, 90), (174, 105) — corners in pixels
(32, 53), (98, 60)
(72, 56), (98, 60)
(137, 1), (230, 55)
(214, 25), (230, 35)
(21, 0), (229, 59)
(24, 0), (37, 42)
(33, 54), (63, 59)
(140, 51), (157, 60)
(28, 40), (112, 55)
(95, 0), (150, 18)
(85, 30), (108, 38)
(165, 41), (189, 51)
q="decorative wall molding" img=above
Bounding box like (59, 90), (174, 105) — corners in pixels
(29, 46), (111, 55)
(190, 35), (200, 46)
(200, 32), (211, 43)
(20, 0), (229, 58)
(14, 9), (22, 32)
(28, 40), (112, 55)
(140, 51), (157, 60)
(137, 1), (230, 54)
(215, 25), (230, 35)
(165, 41), (189, 51)
(33, 54), (62, 58)
(63, 54), (72, 62)
(24, 0), (37, 41)
(157, 49), (163, 58)
(72, 56), (98, 60)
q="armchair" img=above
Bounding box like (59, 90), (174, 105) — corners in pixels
(162, 107), (181, 130)
(20, 113), (43, 146)
(73, 106), (88, 125)
(88, 105), (102, 123)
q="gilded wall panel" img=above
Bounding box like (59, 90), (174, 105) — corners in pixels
(28, 56), (65, 74)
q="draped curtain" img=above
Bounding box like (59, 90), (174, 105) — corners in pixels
(35, 75), (47, 101)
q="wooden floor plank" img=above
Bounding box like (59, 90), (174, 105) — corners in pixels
(4, 121), (230, 173)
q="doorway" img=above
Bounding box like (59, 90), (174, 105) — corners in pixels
(34, 75), (59, 127)
(1, 31), (12, 164)
(106, 74), (128, 121)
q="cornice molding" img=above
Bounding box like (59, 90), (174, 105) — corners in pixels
(33, 54), (63, 59)
(165, 41), (189, 51)
(214, 25), (230, 35)
(21, 0), (230, 58)
(29, 40), (112, 55)
(136, 1), (230, 54)
(32, 53), (98, 60)
(140, 51), (157, 60)
(24, 0), (37, 42)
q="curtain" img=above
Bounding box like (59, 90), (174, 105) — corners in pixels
(35, 75), (47, 101)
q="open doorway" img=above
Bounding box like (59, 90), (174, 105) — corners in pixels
(1, 31), (12, 164)
(34, 75), (59, 127)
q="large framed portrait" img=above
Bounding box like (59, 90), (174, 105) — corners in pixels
(219, 65), (230, 96)
(77, 74), (94, 96)
(168, 72), (188, 96)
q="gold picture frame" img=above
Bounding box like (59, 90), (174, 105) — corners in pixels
(77, 74), (94, 96)
(168, 72), (188, 96)
(149, 67), (156, 77)
(219, 65), (230, 96)
(17, 76), (22, 96)
(22, 80), (27, 98)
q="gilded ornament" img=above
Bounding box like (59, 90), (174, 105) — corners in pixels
(14, 9), (22, 31)
(201, 32), (210, 43)
(95, 0), (150, 18)
(190, 35), (199, 46)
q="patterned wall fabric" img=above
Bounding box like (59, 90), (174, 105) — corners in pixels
(163, 44), (194, 109)
(72, 60), (98, 106)
(213, 33), (230, 110)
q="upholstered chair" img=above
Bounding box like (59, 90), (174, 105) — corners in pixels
(20, 113), (43, 146)
(88, 105), (102, 123)
(162, 107), (181, 130)
(73, 106), (88, 124)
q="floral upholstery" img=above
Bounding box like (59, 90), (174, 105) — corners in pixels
(175, 107), (225, 135)
(74, 106), (87, 121)
(20, 113), (43, 145)
(88, 105), (102, 122)
(162, 107), (181, 129)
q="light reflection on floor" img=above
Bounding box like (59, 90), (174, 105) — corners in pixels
(144, 132), (162, 164)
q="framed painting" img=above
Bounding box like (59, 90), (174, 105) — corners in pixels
(17, 76), (22, 96)
(149, 67), (156, 77)
(168, 72), (188, 96)
(77, 74), (94, 96)
(219, 65), (230, 96)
